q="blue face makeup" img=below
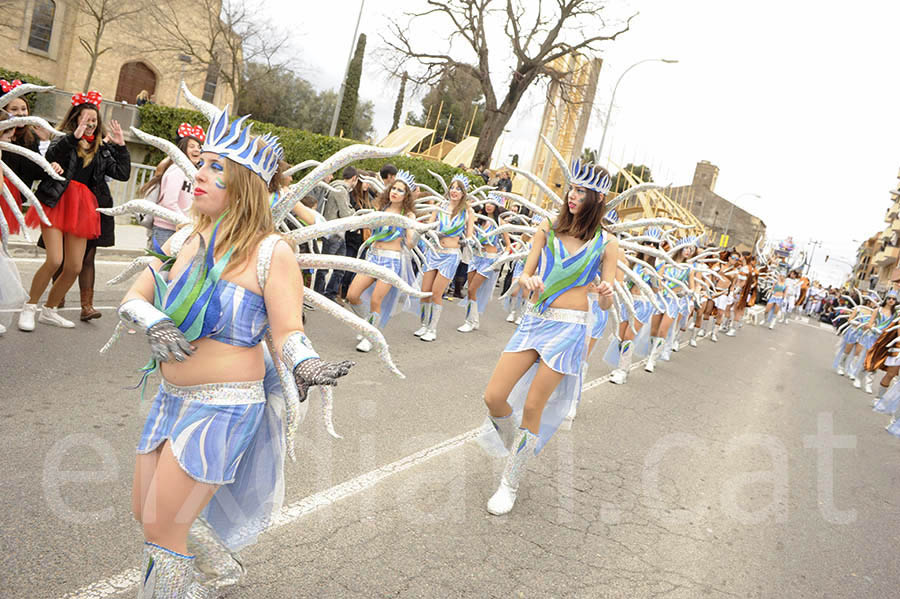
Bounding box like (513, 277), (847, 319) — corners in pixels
(214, 176), (226, 190)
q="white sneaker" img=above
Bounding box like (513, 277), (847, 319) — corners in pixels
(609, 369), (627, 385)
(852, 377), (861, 389)
(487, 480), (517, 516)
(38, 306), (75, 328)
(514, 315), (522, 325)
(506, 311), (516, 323)
(644, 360), (655, 373)
(865, 380), (873, 394)
(18, 303), (38, 331)
(672, 340), (680, 352)
(711, 330), (719, 342)
(0, 322), (6, 335)
(697, 329), (707, 338)
(837, 365), (845, 376)
(457, 320), (475, 333)
(421, 328), (436, 342)
(725, 328), (736, 337)
(413, 325), (428, 337)
(355, 337), (372, 352)
(689, 338), (698, 348)
(768, 322), (775, 330)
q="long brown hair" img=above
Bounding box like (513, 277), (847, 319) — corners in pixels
(59, 103), (102, 167)
(192, 158), (275, 275)
(447, 179), (469, 217)
(139, 136), (197, 196)
(553, 181), (609, 241)
(5, 97), (36, 148)
(377, 179), (415, 215)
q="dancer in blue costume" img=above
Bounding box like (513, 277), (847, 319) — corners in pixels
(346, 169), (418, 351)
(852, 294), (895, 393)
(645, 238), (696, 373)
(414, 173), (475, 342)
(764, 271), (787, 330)
(478, 160), (618, 516)
(119, 106), (354, 597)
(458, 192), (511, 333)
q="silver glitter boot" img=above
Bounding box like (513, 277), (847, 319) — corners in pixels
(137, 542), (208, 598)
(488, 411), (517, 454)
(487, 428), (538, 515)
(187, 519), (245, 590)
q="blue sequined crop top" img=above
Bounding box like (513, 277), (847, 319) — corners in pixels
(159, 275), (269, 348)
(437, 211), (466, 238)
(477, 220), (500, 247)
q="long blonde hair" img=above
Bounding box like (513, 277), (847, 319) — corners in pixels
(193, 159), (274, 274)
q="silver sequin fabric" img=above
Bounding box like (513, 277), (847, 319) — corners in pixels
(160, 379), (266, 405)
(524, 303), (589, 325)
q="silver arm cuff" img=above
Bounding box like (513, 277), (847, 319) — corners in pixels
(118, 298), (171, 333)
(283, 331), (320, 369)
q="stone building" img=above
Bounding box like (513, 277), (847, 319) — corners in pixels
(3, 0), (234, 108)
(852, 167), (900, 290)
(664, 161), (766, 250)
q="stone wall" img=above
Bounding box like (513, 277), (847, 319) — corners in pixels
(668, 185), (766, 249)
(4, 0), (233, 108)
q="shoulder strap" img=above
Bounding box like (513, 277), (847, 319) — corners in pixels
(257, 234), (283, 292)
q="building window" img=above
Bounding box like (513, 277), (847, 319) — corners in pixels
(202, 62), (218, 103)
(27, 0), (55, 52)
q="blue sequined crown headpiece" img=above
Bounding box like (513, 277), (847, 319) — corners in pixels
(396, 169), (417, 192)
(603, 208), (619, 224)
(487, 191), (504, 206)
(570, 160), (612, 195)
(888, 289), (898, 299)
(203, 105), (283, 184)
(645, 226), (663, 240)
(674, 235), (698, 248)
(450, 173), (470, 191)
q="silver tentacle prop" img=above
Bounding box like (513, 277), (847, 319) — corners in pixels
(98, 199), (191, 227)
(614, 281), (637, 322)
(358, 174), (385, 194)
(619, 240), (677, 266)
(0, 83), (55, 109)
(504, 164), (563, 207)
(1, 162), (50, 226)
(302, 287), (405, 379)
(316, 386), (342, 439)
(427, 169), (449, 194)
(295, 254), (429, 298)
(272, 143), (406, 224)
(287, 212), (436, 246)
(0, 141), (66, 181)
(609, 217), (688, 232)
(491, 223), (538, 237)
(605, 182), (667, 211)
(494, 191), (556, 220)
(490, 251), (529, 271)
(285, 160), (321, 176)
(179, 81), (218, 122)
(130, 127), (198, 180)
(0, 205), (9, 252)
(0, 116), (65, 137)
(540, 134), (572, 186)
(107, 256), (156, 286)
(1, 182), (28, 242)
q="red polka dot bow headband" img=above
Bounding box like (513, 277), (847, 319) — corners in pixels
(0, 79), (23, 93)
(72, 91), (102, 107)
(177, 122), (206, 142)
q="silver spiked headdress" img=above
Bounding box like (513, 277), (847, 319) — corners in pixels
(395, 169), (417, 192)
(450, 173), (470, 191)
(203, 105), (283, 184)
(569, 159), (612, 195)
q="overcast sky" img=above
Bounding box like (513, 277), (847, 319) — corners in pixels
(271, 0), (899, 286)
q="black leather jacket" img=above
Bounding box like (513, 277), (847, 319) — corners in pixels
(35, 134), (131, 208)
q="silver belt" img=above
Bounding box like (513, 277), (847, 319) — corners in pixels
(433, 248), (461, 256)
(368, 248), (403, 260)
(161, 379), (266, 405)
(525, 303), (589, 324)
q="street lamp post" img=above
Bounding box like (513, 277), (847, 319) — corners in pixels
(595, 58), (678, 161)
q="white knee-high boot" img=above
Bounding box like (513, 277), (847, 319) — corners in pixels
(137, 542), (207, 598)
(610, 339), (632, 384)
(414, 303), (431, 337)
(487, 428), (539, 515)
(422, 304), (442, 341)
(645, 336), (665, 373)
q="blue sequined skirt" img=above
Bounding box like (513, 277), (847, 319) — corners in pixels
(504, 306), (588, 376)
(361, 248), (416, 327)
(424, 247), (461, 280)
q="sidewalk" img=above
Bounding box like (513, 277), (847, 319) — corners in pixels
(7, 224), (149, 261)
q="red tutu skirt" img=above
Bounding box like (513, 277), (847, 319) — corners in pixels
(25, 180), (100, 239)
(1, 176), (23, 235)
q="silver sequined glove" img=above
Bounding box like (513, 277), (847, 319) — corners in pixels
(292, 358), (355, 402)
(283, 331), (354, 402)
(118, 298), (193, 363)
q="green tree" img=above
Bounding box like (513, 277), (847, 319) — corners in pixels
(408, 66), (483, 144)
(612, 163), (654, 193)
(336, 33), (366, 138)
(391, 71), (407, 132)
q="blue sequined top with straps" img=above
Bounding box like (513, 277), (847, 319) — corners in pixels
(437, 211), (466, 238)
(533, 228), (609, 313)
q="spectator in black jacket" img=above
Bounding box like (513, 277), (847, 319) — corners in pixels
(19, 92), (130, 331)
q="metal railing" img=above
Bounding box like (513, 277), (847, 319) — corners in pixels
(107, 163), (157, 223)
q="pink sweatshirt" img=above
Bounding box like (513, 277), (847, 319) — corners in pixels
(153, 164), (193, 230)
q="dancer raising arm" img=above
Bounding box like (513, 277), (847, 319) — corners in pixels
(479, 161), (617, 516)
(121, 107), (353, 596)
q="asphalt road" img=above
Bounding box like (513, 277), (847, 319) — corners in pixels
(3, 257), (899, 598)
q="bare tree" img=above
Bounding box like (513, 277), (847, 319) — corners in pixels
(74, 0), (143, 91)
(383, 0), (635, 167)
(144, 0), (291, 112)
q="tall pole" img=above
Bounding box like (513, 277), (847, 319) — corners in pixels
(329, 0), (366, 137)
(595, 58), (678, 162)
(724, 192), (760, 237)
